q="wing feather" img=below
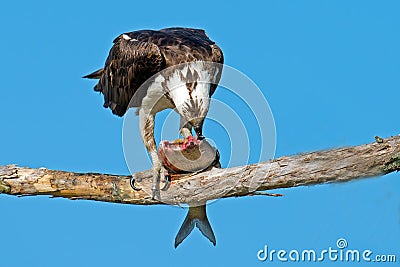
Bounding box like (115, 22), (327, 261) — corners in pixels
(88, 28), (224, 116)
(98, 35), (165, 116)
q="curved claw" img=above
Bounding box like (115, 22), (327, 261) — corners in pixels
(130, 177), (142, 191)
(161, 175), (171, 191)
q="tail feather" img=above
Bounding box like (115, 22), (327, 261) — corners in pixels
(175, 205), (216, 248)
(82, 68), (104, 79)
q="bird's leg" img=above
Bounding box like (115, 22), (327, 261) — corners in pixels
(179, 116), (192, 139)
(149, 149), (162, 199)
(135, 111), (162, 199)
(161, 168), (171, 191)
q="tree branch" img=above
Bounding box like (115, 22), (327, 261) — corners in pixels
(1, 135), (399, 205)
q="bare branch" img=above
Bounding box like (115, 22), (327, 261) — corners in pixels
(1, 135), (399, 205)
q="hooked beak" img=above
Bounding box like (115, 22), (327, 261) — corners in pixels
(193, 124), (205, 140)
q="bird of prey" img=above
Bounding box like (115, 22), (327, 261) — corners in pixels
(84, 27), (224, 246)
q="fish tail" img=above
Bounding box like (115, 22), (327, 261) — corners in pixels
(174, 205), (216, 248)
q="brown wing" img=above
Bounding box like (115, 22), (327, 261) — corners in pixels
(126, 27), (224, 96)
(86, 28), (223, 116)
(208, 43), (224, 96)
(124, 28), (223, 65)
(95, 35), (165, 116)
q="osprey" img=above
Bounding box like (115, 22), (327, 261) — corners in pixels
(84, 27), (224, 246)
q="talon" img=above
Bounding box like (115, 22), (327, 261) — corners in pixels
(130, 177), (142, 191)
(161, 174), (171, 191)
(211, 150), (221, 168)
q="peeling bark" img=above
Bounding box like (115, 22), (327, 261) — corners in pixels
(1, 135), (399, 206)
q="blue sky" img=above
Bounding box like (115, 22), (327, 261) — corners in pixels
(0, 1), (399, 266)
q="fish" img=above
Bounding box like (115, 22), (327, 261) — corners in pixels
(157, 136), (220, 247)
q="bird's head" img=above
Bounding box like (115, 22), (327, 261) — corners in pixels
(187, 114), (206, 140)
(166, 64), (214, 139)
